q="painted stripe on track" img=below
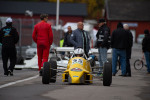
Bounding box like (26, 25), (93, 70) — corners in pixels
(0, 75), (39, 89)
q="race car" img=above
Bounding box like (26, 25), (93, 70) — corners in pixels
(42, 48), (112, 86)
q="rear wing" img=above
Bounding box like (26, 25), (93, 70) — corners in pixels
(54, 47), (112, 54)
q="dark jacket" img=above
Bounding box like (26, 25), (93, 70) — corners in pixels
(96, 24), (110, 49)
(70, 28), (90, 53)
(0, 26), (19, 48)
(111, 24), (129, 49)
(126, 30), (133, 59)
(63, 31), (73, 47)
(142, 34), (150, 52)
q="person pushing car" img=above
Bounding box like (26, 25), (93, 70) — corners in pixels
(32, 14), (53, 76)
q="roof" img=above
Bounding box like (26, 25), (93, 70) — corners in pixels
(106, 0), (150, 21)
(0, 1), (87, 16)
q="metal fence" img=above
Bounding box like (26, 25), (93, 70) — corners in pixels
(0, 18), (64, 58)
(13, 18), (64, 46)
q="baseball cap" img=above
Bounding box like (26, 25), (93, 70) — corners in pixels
(6, 18), (12, 23)
(98, 18), (105, 23)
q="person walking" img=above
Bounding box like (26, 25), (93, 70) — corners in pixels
(70, 22), (90, 57)
(142, 29), (150, 74)
(96, 18), (111, 75)
(111, 22), (129, 76)
(63, 26), (73, 47)
(123, 24), (133, 77)
(32, 14), (53, 76)
(0, 17), (19, 76)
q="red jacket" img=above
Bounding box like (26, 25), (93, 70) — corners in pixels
(32, 21), (53, 46)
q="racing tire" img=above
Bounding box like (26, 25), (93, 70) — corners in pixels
(16, 56), (24, 65)
(103, 62), (112, 86)
(134, 59), (143, 70)
(42, 62), (50, 84)
(49, 60), (57, 83)
(50, 57), (61, 62)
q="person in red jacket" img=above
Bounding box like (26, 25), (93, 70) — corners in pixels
(32, 14), (53, 75)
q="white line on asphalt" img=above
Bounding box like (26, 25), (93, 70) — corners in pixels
(0, 75), (39, 89)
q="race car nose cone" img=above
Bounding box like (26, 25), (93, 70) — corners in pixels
(69, 71), (84, 84)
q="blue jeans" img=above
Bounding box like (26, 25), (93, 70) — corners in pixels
(98, 47), (108, 73)
(112, 48), (126, 75)
(144, 52), (150, 73)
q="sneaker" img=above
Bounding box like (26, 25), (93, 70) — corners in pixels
(8, 70), (13, 76)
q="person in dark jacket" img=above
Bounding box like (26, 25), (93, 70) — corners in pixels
(142, 29), (150, 74)
(123, 24), (133, 77)
(63, 26), (73, 47)
(111, 22), (129, 76)
(96, 18), (110, 75)
(0, 18), (19, 76)
(70, 22), (90, 57)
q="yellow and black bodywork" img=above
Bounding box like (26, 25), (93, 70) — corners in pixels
(62, 57), (93, 84)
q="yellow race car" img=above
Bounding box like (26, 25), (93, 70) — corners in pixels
(42, 48), (112, 86)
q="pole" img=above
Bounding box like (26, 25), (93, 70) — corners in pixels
(56, 0), (60, 30)
(19, 18), (22, 56)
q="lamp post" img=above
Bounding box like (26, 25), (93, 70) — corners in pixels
(56, 0), (60, 30)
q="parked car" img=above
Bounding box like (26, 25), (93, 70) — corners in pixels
(25, 42), (57, 59)
(137, 34), (145, 44)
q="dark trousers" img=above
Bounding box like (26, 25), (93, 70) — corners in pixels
(2, 47), (16, 74)
(126, 48), (132, 76)
(126, 58), (131, 75)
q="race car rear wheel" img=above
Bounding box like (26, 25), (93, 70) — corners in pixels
(42, 62), (50, 84)
(49, 60), (57, 83)
(90, 59), (95, 71)
(50, 57), (61, 61)
(103, 62), (112, 86)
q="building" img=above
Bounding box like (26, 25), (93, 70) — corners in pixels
(0, 1), (87, 46)
(0, 1), (87, 25)
(105, 0), (150, 42)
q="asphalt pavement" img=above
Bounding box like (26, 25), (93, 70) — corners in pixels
(0, 43), (150, 100)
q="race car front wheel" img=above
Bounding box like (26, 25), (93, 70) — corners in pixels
(42, 62), (50, 84)
(49, 60), (57, 83)
(103, 62), (112, 86)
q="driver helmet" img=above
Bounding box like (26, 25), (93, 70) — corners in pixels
(74, 48), (84, 57)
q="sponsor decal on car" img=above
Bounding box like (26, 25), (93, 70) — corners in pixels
(73, 75), (79, 77)
(71, 68), (82, 72)
(72, 59), (83, 65)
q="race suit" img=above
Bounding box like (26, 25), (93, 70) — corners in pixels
(32, 21), (53, 70)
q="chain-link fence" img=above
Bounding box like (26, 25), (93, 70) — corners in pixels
(0, 18), (65, 58)
(0, 17), (96, 59)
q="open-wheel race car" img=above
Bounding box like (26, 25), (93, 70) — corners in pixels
(42, 48), (112, 86)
